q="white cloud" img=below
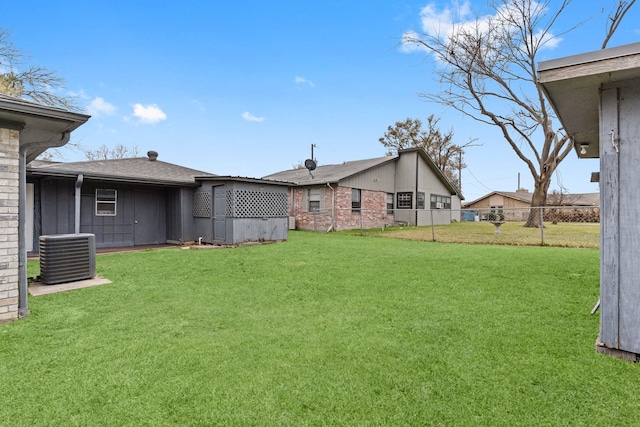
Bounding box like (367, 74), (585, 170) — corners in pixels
(190, 99), (206, 112)
(401, 0), (560, 54)
(295, 75), (315, 87)
(87, 97), (117, 116)
(242, 111), (265, 122)
(132, 103), (167, 124)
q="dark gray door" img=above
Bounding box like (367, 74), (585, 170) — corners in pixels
(213, 186), (226, 243)
(134, 191), (160, 245)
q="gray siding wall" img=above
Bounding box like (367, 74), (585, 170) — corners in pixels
(389, 151), (457, 226)
(194, 181), (288, 245)
(600, 81), (640, 354)
(228, 218), (288, 244)
(39, 178), (169, 249)
(166, 187), (195, 244)
(341, 160), (396, 193)
(40, 178), (75, 236)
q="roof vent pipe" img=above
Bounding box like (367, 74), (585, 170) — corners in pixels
(147, 150), (158, 161)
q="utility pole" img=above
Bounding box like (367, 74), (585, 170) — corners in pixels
(458, 151), (462, 193)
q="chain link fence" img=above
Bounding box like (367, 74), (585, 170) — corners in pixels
(294, 205), (600, 248)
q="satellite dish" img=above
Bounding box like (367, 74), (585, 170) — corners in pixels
(304, 159), (317, 171)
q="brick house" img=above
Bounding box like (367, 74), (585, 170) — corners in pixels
(264, 148), (463, 231)
(0, 93), (89, 321)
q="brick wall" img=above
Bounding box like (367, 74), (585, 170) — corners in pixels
(0, 128), (20, 322)
(291, 186), (394, 231)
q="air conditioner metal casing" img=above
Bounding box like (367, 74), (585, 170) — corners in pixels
(39, 233), (96, 285)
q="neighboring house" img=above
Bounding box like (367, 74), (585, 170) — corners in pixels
(539, 42), (640, 360)
(263, 147), (463, 231)
(464, 190), (600, 221)
(27, 152), (290, 249)
(0, 93), (89, 321)
(463, 190), (534, 221)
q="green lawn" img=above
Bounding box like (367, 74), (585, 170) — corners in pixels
(2, 231), (637, 425)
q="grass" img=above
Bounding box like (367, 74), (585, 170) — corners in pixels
(341, 221), (601, 248)
(2, 231), (637, 425)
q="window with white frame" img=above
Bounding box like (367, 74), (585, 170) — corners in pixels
(417, 192), (425, 210)
(351, 188), (361, 213)
(309, 188), (321, 212)
(386, 193), (394, 214)
(397, 192), (412, 209)
(430, 194), (451, 209)
(96, 189), (117, 216)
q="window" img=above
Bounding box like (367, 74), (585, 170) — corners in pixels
(397, 192), (412, 209)
(490, 205), (504, 221)
(386, 193), (394, 214)
(351, 188), (361, 213)
(417, 192), (425, 210)
(309, 188), (321, 212)
(96, 189), (117, 216)
(430, 194), (451, 209)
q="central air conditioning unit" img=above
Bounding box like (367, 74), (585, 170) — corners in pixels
(39, 233), (96, 285)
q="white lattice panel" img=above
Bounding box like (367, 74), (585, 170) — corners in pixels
(193, 192), (211, 218)
(227, 189), (287, 217)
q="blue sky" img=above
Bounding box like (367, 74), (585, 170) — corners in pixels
(4, 1), (639, 201)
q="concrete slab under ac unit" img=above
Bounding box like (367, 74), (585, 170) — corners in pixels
(28, 276), (112, 296)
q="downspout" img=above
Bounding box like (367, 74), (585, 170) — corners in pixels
(415, 152), (419, 226)
(75, 174), (83, 234)
(327, 182), (336, 233)
(18, 131), (71, 318)
(326, 183), (335, 232)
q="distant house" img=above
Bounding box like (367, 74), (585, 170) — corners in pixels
(27, 152), (289, 250)
(263, 147), (463, 231)
(464, 190), (599, 221)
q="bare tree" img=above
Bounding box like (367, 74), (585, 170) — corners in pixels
(402, 0), (578, 226)
(83, 144), (140, 160)
(602, 0), (636, 49)
(0, 27), (78, 110)
(379, 115), (476, 191)
(402, 0), (635, 227)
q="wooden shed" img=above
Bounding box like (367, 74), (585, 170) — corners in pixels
(193, 177), (290, 245)
(539, 42), (640, 361)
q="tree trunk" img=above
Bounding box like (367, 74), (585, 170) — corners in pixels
(524, 180), (549, 228)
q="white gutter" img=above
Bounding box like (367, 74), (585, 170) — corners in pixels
(326, 183), (335, 232)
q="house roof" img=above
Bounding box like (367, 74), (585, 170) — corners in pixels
(263, 156), (396, 185)
(0, 93), (90, 162)
(28, 154), (216, 186)
(464, 191), (599, 207)
(263, 148), (463, 198)
(538, 42), (640, 158)
(464, 191), (534, 207)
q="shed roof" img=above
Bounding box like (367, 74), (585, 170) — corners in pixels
(28, 155), (216, 186)
(195, 175), (293, 186)
(538, 42), (640, 158)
